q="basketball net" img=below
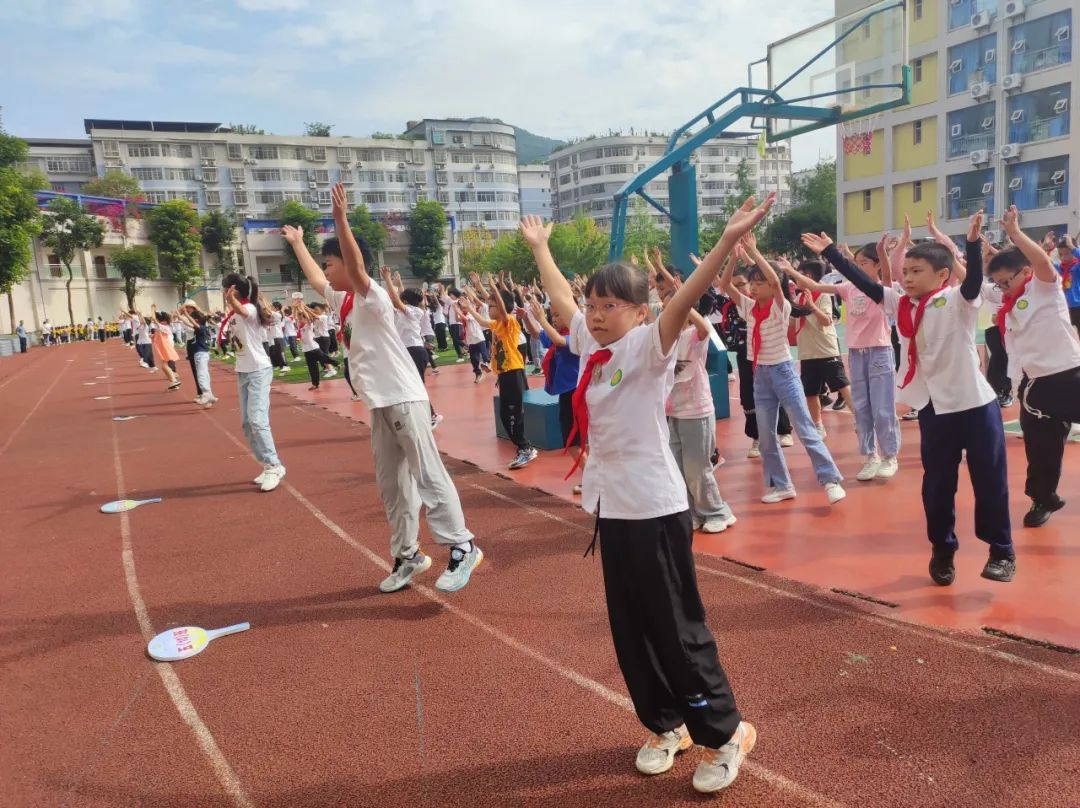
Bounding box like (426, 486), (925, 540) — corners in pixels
(840, 115), (878, 156)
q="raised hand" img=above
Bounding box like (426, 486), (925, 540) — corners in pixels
(331, 183), (347, 215)
(379, 265), (392, 282)
(800, 232), (833, 255)
(839, 242), (855, 261)
(1000, 205), (1021, 236)
(469, 271), (483, 288)
(519, 215), (552, 248)
(281, 224), (304, 245)
(876, 232), (891, 264)
(720, 193), (775, 245)
(967, 209), (984, 241)
(689, 253), (702, 268)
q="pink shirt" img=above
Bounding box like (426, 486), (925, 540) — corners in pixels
(835, 282), (890, 350)
(666, 328), (714, 419)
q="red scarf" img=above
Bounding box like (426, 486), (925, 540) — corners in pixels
(995, 275), (1031, 343)
(563, 348), (612, 480)
(750, 299), (774, 370)
(896, 287), (945, 388)
(216, 298), (250, 349)
(794, 290), (822, 337)
(337, 292), (355, 349)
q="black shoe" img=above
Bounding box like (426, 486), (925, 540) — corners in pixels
(981, 556), (1016, 583)
(998, 394), (1014, 408)
(819, 393), (833, 407)
(1023, 496), (1065, 528)
(929, 554), (955, 586)
(831, 397), (846, 411)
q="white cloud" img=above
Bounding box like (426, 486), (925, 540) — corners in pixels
(234, 0), (308, 10)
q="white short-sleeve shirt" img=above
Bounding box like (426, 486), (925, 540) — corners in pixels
(1002, 275), (1080, 383)
(282, 315), (297, 338)
(313, 314), (330, 339)
(736, 296), (792, 366)
(323, 282), (428, 410)
(232, 304), (273, 373)
(394, 305), (425, 348)
(570, 311), (688, 520)
(268, 311), (284, 340)
(299, 319), (318, 352)
(883, 285), (995, 413)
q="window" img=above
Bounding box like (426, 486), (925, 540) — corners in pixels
(337, 147), (352, 162)
(471, 133), (493, 146)
(451, 152), (475, 164)
(47, 254), (62, 278)
(311, 147), (326, 162)
(362, 192), (387, 204)
(948, 34), (997, 95)
(94, 255), (108, 279)
(496, 192), (518, 203)
(578, 165), (602, 180)
(206, 190), (221, 205)
(945, 168), (995, 218)
(229, 167), (245, 183)
(102, 141), (119, 158)
(132, 167), (164, 181)
(255, 191), (284, 205)
(200, 144), (215, 158)
(862, 190), (872, 211)
(44, 156), (92, 174)
(358, 170), (385, 182)
(282, 191), (304, 202)
(1007, 155), (1069, 209)
(603, 145), (634, 157)
(283, 169), (307, 181)
(914, 0), (923, 20)
(475, 172), (493, 183)
(386, 192), (408, 204)
(249, 145), (278, 160)
(313, 169), (330, 183)
(357, 149), (380, 162)
(144, 191), (169, 204)
(949, 0), (998, 32)
(252, 169), (282, 181)
(162, 144), (193, 158)
(227, 143), (242, 160)
(495, 172), (516, 183)
(233, 190), (248, 205)
(913, 119), (923, 145)
(346, 190), (357, 204)
(477, 191), (496, 202)
(163, 168), (196, 181)
(946, 101), (997, 158)
(1007, 83), (1071, 144)
(202, 168), (218, 183)
(1010, 11), (1073, 75)
(913, 180), (923, 203)
(127, 143), (160, 158)
(455, 191), (475, 203)
(605, 163), (631, 175)
(387, 171), (408, 183)
(317, 190), (331, 204)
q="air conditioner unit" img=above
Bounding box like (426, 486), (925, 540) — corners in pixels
(309, 202), (321, 210)
(398, 162), (406, 168)
(984, 229), (1001, 244)
(308, 181), (317, 188)
(985, 48), (996, 64)
(434, 162), (445, 169)
(970, 82), (990, 99)
(1000, 143), (1022, 159)
(356, 162), (363, 169)
(971, 10), (991, 28)
(466, 182), (475, 188)
(1008, 177), (1023, 190)
(1003, 0), (1025, 18)
(970, 149), (990, 165)
(488, 163), (495, 169)
(244, 158), (258, 165)
(1011, 39), (1026, 53)
(201, 158), (215, 167)
(1001, 73), (1023, 91)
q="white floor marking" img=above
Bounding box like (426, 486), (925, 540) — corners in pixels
(0, 365), (67, 458)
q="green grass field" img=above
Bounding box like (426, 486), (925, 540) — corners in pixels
(213, 345), (476, 384)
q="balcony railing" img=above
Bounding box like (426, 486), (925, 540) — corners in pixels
(1036, 186), (1067, 208)
(948, 133), (995, 159)
(949, 195), (994, 219)
(1012, 45), (1071, 75)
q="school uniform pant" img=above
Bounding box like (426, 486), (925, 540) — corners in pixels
(735, 349), (790, 440)
(122, 329), (133, 345)
(406, 345), (438, 418)
(847, 346), (900, 458)
(315, 336), (335, 363)
(984, 326), (1010, 398)
(449, 324), (466, 357)
(498, 369), (529, 451)
(918, 400), (1013, 561)
(268, 338), (287, 370)
(468, 341), (488, 376)
(98, 329), (106, 343)
(370, 401), (473, 559)
(328, 329), (338, 354)
(529, 336), (545, 369)
(434, 322), (448, 352)
(342, 357), (358, 396)
(188, 353), (203, 396)
(754, 361), (842, 490)
(599, 510), (741, 749)
(668, 416), (733, 523)
(237, 367), (280, 468)
(286, 335), (300, 358)
(137, 343), (154, 367)
(304, 350), (329, 387)
(193, 351), (213, 398)
(1018, 367), (1080, 505)
(19, 337), (27, 353)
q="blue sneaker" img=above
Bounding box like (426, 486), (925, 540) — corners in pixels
(508, 447), (538, 470)
(435, 545), (483, 593)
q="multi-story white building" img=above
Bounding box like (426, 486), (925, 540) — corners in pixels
(547, 135), (793, 229)
(836, 0), (1076, 246)
(517, 164), (553, 218)
(22, 138), (95, 193)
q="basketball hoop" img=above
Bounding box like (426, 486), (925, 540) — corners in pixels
(840, 115), (879, 156)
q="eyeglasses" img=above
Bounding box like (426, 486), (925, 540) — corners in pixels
(583, 302), (639, 315)
(992, 271), (1023, 291)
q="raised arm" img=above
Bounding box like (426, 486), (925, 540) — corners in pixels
(956, 211), (984, 299)
(1000, 206), (1056, 284)
(223, 285), (247, 316)
(743, 232), (784, 305)
(380, 266), (406, 312)
(715, 248), (748, 304)
(458, 297), (493, 329)
(529, 298), (567, 347)
(686, 307), (712, 341)
(928, 210), (964, 263)
(281, 225), (331, 295)
(331, 182), (371, 297)
(803, 232), (884, 304)
(519, 215), (578, 328)
(780, 256), (839, 295)
(658, 193), (775, 353)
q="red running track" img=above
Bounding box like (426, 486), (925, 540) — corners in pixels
(1, 341), (1078, 808)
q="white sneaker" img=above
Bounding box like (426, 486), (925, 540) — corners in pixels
(193, 395), (206, 405)
(350, 393), (362, 401)
(434, 544), (483, 592)
(378, 552), (432, 593)
(876, 456), (899, 479)
(692, 721), (757, 794)
(815, 422), (827, 438)
(455, 357), (465, 363)
(431, 413), (444, 430)
(323, 368), (337, 379)
(825, 482), (846, 504)
(138, 360), (148, 369)
(278, 367), (288, 376)
(253, 466), (271, 485)
(856, 456), (882, 481)
(779, 433), (794, 448)
(746, 440), (761, 459)
(761, 487), (796, 504)
(259, 465), (286, 492)
(291, 356), (302, 363)
(635, 725), (693, 775)
(701, 515), (738, 534)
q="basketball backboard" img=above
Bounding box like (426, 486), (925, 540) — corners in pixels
(764, 0), (910, 141)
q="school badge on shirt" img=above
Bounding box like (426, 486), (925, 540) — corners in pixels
(609, 369), (624, 387)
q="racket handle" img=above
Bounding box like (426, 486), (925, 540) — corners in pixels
(208, 622), (251, 640)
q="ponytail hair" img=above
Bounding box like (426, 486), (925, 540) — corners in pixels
(222, 272), (272, 326)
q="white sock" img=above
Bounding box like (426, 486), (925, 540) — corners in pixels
(454, 541), (473, 554)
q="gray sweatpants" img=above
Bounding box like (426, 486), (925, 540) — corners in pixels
(370, 401), (474, 559)
(667, 415), (733, 524)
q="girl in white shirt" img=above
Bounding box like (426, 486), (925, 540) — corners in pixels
(220, 273), (286, 492)
(268, 302), (289, 376)
(718, 237), (845, 505)
(281, 306), (300, 361)
(520, 199), (770, 796)
(384, 270), (442, 427)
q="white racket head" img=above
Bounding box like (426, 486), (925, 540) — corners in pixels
(100, 498), (161, 514)
(147, 626), (210, 661)
(112, 415), (144, 421)
(94, 396), (112, 400)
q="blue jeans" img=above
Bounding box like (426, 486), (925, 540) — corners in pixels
(237, 367), (280, 467)
(847, 346), (900, 458)
(754, 361), (842, 490)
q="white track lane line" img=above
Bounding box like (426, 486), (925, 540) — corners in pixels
(470, 482), (1080, 684)
(0, 364), (67, 458)
(202, 409), (845, 808)
(106, 367), (255, 808)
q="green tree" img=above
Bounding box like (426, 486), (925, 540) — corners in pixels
(347, 203), (388, 257)
(407, 200), (448, 281)
(549, 214), (608, 277)
(0, 131), (45, 330)
(621, 196), (670, 263)
(146, 199), (203, 299)
(760, 160), (836, 254)
(370, 132), (397, 140)
(228, 123), (265, 135)
(200, 209), (238, 276)
(39, 197), (107, 325)
(82, 170), (142, 199)
(275, 200), (319, 290)
(303, 122), (333, 137)
(459, 226), (495, 278)
(721, 158), (758, 220)
(485, 230), (539, 281)
(112, 244), (159, 308)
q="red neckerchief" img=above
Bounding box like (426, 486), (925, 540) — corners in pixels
(750, 299), (774, 370)
(794, 289), (822, 337)
(337, 292), (355, 349)
(896, 287), (946, 388)
(216, 298), (250, 349)
(995, 275), (1032, 343)
(563, 348), (612, 480)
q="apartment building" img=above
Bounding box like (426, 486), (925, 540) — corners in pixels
(547, 135), (793, 229)
(837, 0), (1076, 246)
(517, 164), (553, 218)
(21, 138), (95, 193)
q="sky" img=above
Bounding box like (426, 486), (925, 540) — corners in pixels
(0, 0), (839, 170)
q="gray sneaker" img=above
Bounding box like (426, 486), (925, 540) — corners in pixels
(693, 721), (757, 794)
(508, 447), (539, 470)
(378, 552), (432, 593)
(435, 545), (483, 592)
